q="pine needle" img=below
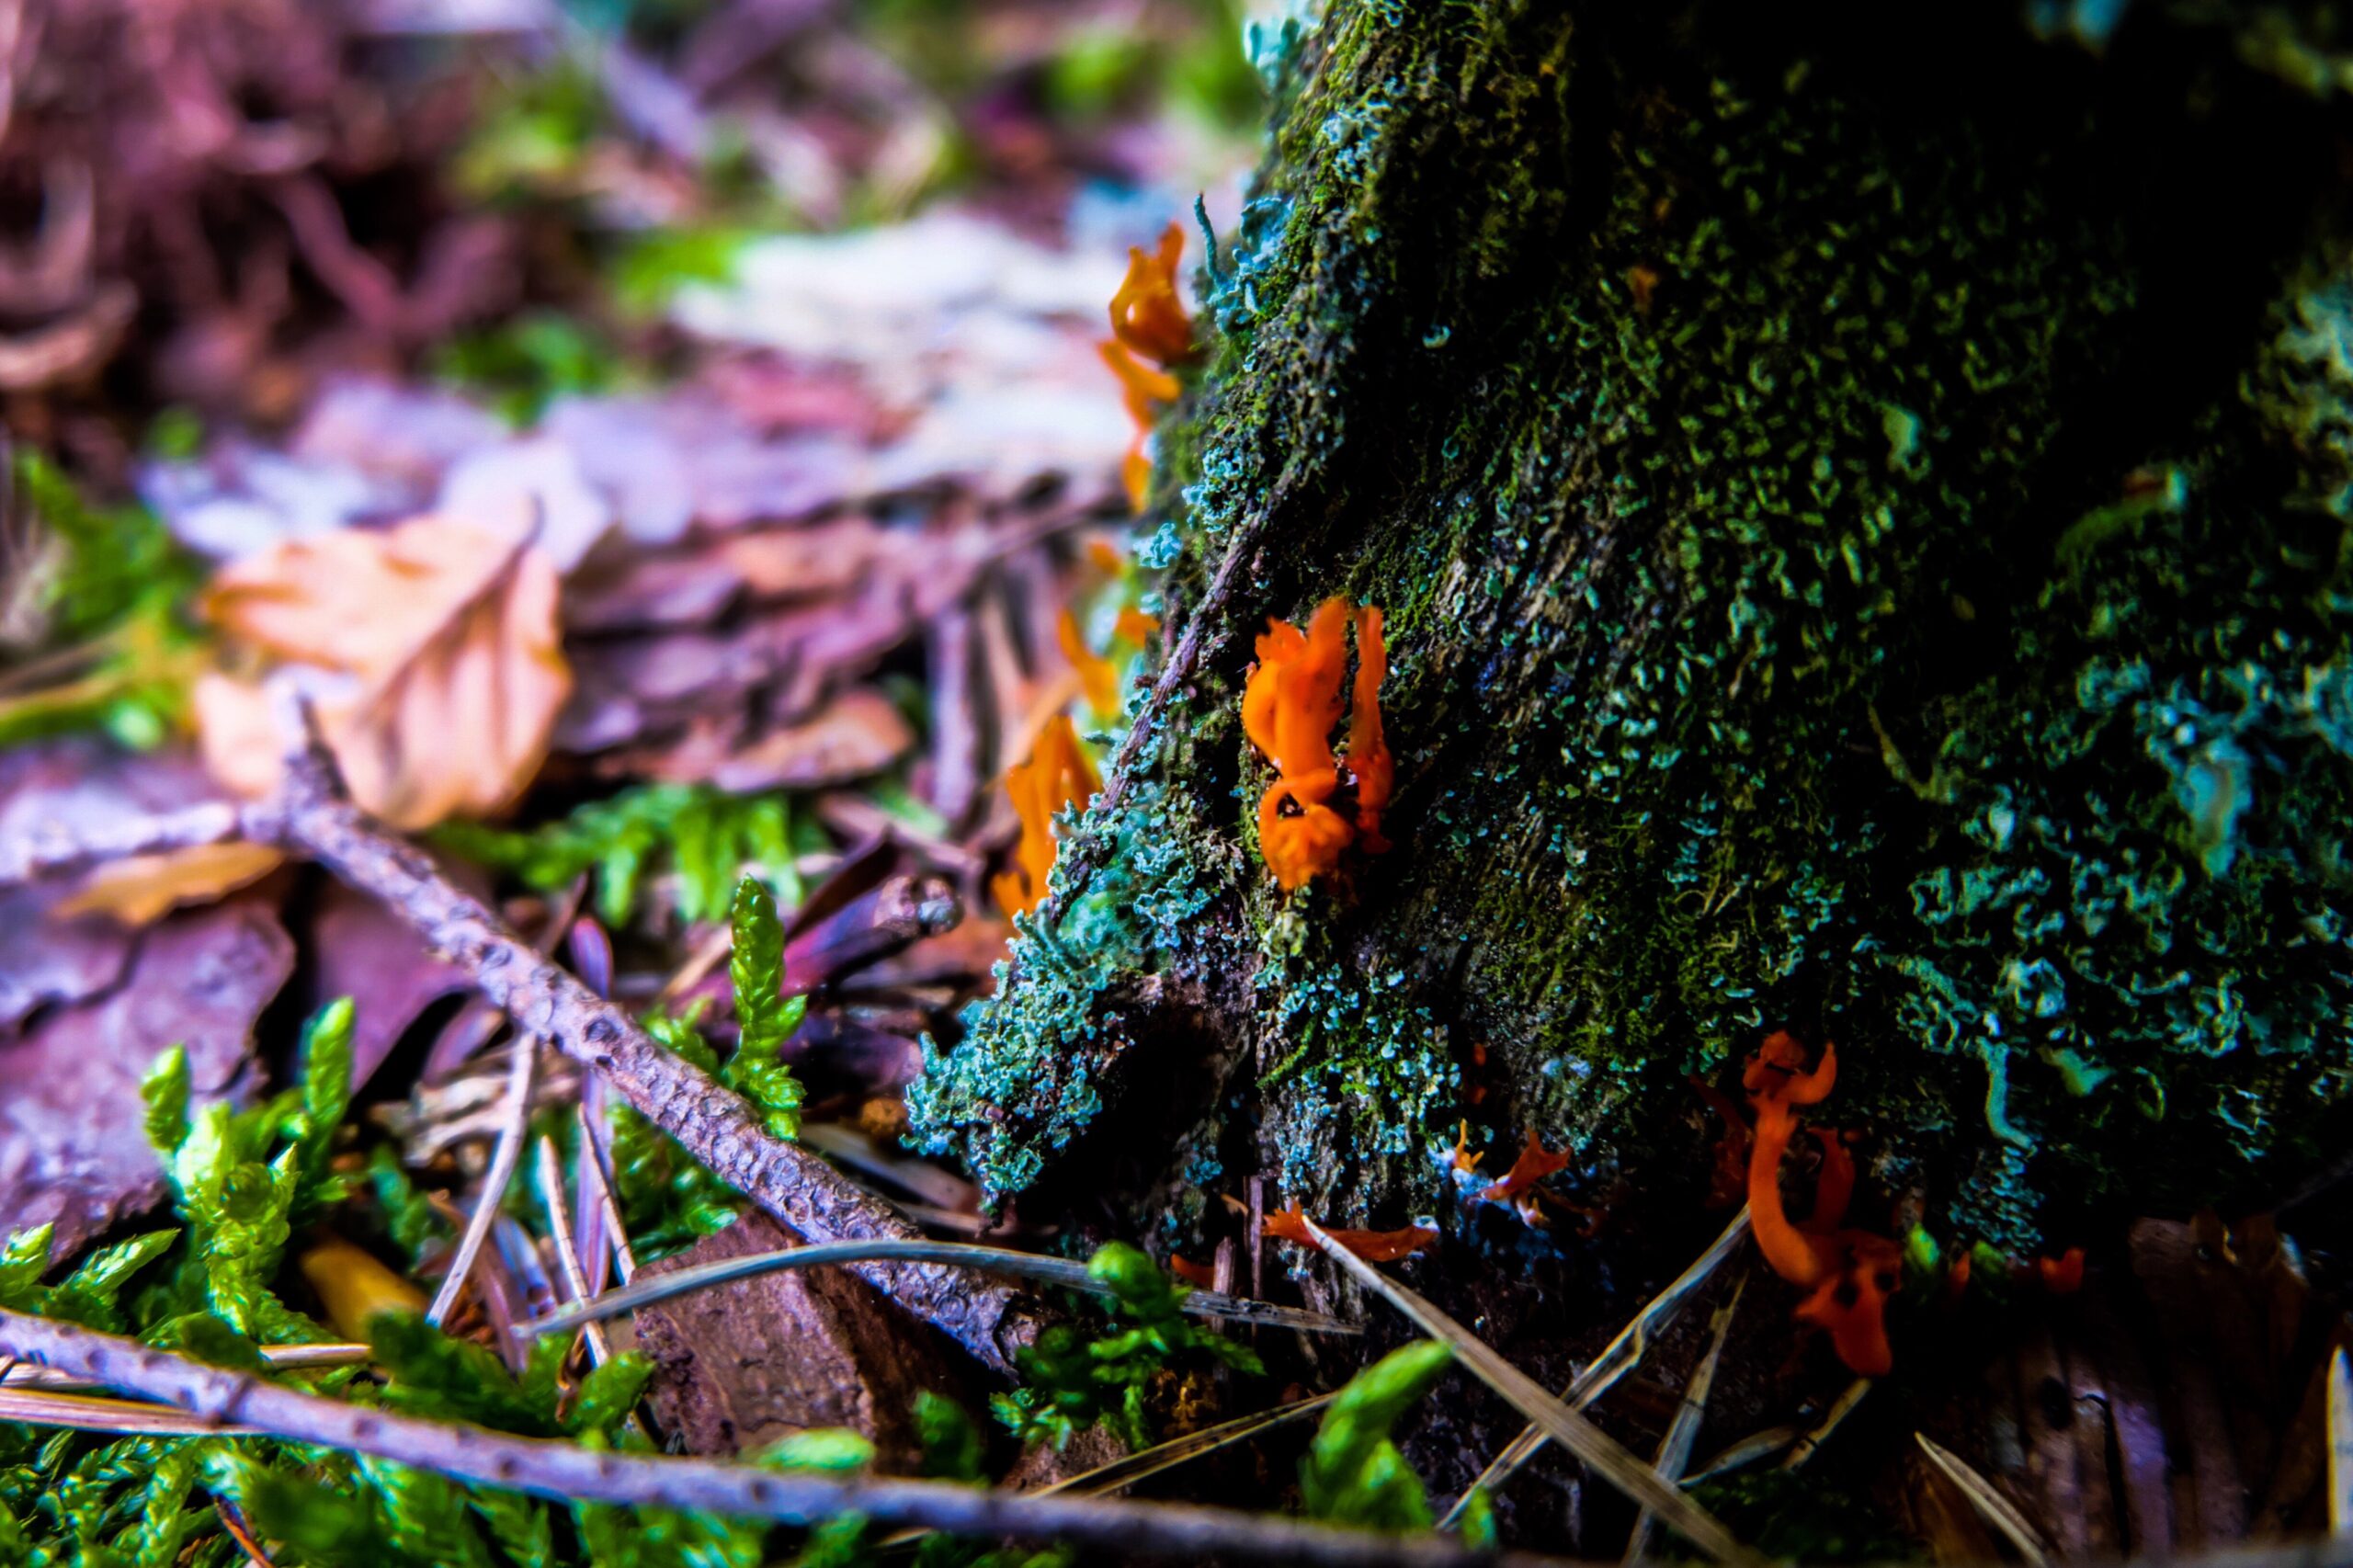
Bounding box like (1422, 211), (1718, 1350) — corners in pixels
(1439, 1206), (1751, 1528)
(1624, 1278), (1745, 1563)
(2328, 1346), (2350, 1538)
(1915, 1432), (2052, 1566)
(1299, 1216), (1762, 1568)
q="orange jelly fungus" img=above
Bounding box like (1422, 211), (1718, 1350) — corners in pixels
(1472, 1131), (1571, 1209)
(1242, 597), (1392, 889)
(1056, 608), (1120, 720)
(1099, 222), (1196, 511)
(1263, 1201), (1438, 1263)
(1688, 1074), (1752, 1210)
(1743, 1031), (1903, 1377)
(2036, 1247), (2086, 1294)
(1109, 222), (1197, 368)
(990, 714), (1100, 918)
(1168, 1254), (1218, 1289)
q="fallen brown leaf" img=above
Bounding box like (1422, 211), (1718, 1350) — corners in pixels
(195, 511), (571, 830)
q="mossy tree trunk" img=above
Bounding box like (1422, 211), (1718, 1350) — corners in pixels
(914, 0), (2353, 1297)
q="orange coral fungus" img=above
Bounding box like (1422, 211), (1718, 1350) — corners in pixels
(1473, 1131), (1571, 1208)
(1098, 222), (1195, 511)
(1108, 222), (1197, 367)
(1689, 1074), (1752, 1210)
(1743, 1032), (1901, 1376)
(1057, 608), (1120, 719)
(2036, 1247), (2086, 1294)
(1099, 340), (1181, 510)
(1168, 1254), (1218, 1289)
(1263, 1201), (1438, 1263)
(1242, 597), (1393, 889)
(990, 714), (1100, 918)
(1115, 607), (1161, 646)
(1805, 1129), (1857, 1234)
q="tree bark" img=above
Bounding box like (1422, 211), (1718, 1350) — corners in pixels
(912, 1), (2353, 1270)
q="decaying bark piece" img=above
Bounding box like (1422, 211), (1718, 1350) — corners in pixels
(633, 1210), (973, 1471)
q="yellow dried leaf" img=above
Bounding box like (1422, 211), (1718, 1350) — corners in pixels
(299, 1237), (428, 1341)
(54, 841), (286, 926)
(195, 513), (572, 831)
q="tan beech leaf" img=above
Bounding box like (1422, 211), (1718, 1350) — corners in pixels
(195, 514), (570, 831)
(54, 842), (287, 926)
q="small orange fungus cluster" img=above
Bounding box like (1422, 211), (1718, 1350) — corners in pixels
(989, 714), (1099, 919)
(2035, 1246), (2086, 1294)
(1242, 597), (1392, 889)
(1262, 1201), (1438, 1263)
(1740, 1031), (1904, 1377)
(1472, 1131), (1573, 1227)
(1100, 222), (1197, 510)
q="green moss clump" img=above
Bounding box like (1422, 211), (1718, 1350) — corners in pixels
(920, 1), (2353, 1252)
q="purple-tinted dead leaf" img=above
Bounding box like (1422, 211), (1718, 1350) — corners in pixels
(784, 1013), (922, 1094)
(438, 435), (615, 574)
(290, 376), (509, 494)
(0, 900), (291, 1254)
(306, 880), (472, 1093)
(0, 887), (136, 1032)
(141, 442), (403, 560)
(615, 688), (913, 792)
(779, 872), (960, 994)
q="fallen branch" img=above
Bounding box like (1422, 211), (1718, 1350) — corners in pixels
(0, 695), (1044, 1375)
(250, 709), (1043, 1371)
(0, 1309), (1574, 1568)
(0, 799), (240, 887)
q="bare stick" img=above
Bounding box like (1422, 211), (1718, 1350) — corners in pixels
(230, 696), (1040, 1373)
(428, 1039), (539, 1326)
(0, 800), (240, 887)
(0, 1309), (1578, 1568)
(1438, 1207), (1751, 1528)
(1781, 1377), (1871, 1471)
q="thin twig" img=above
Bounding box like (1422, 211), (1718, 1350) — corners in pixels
(1624, 1278), (1744, 1563)
(0, 800), (240, 887)
(517, 1238), (1357, 1339)
(427, 1038), (538, 1327)
(1, 1340), (368, 1392)
(1781, 1377), (1871, 1471)
(1299, 1218), (1760, 1568)
(1779, 1374), (1872, 1469)
(214, 1499), (277, 1567)
(1438, 1207), (1751, 1528)
(0, 1308), (1579, 1568)
(224, 690), (1040, 1373)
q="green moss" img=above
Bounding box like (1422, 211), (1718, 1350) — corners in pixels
(921, 0), (2353, 1252)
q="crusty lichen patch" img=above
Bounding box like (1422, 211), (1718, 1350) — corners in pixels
(912, 1), (2353, 1250)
